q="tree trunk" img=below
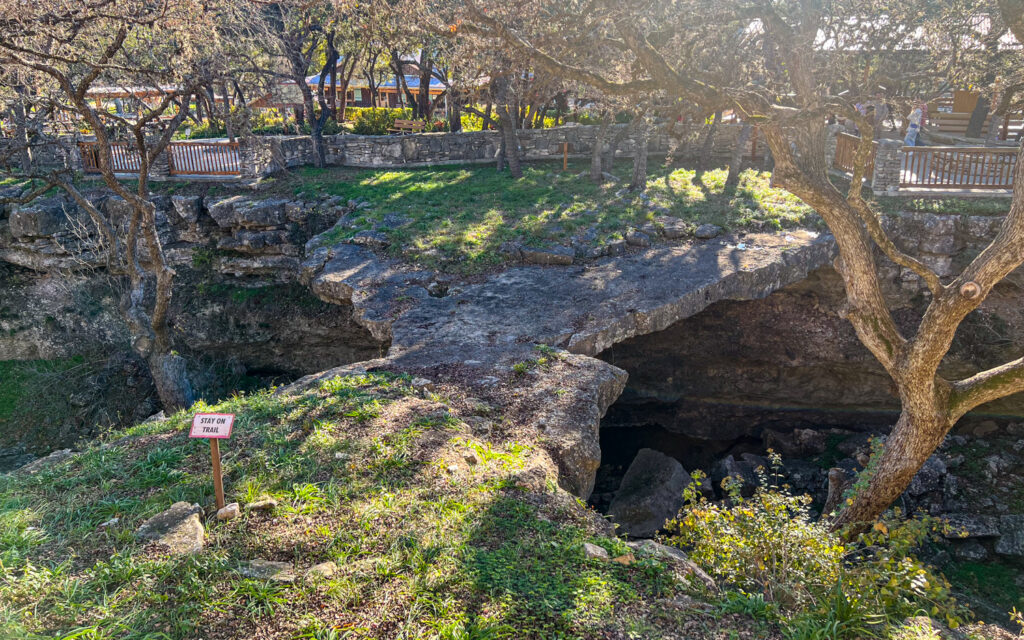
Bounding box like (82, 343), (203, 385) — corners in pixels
(965, 96), (990, 139)
(699, 111), (720, 169)
(10, 93), (32, 174)
(591, 119), (610, 183)
(726, 124), (753, 187)
(497, 103), (522, 178)
(448, 94), (462, 132)
(629, 124), (649, 191)
(831, 409), (950, 532)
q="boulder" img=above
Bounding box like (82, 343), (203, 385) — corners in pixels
(995, 515), (1024, 557)
(941, 513), (1000, 539)
(608, 448), (692, 537)
(246, 497), (279, 512)
(17, 449), (75, 474)
(169, 195), (201, 226)
(694, 223), (722, 240)
(135, 502), (204, 555)
(9, 200), (76, 239)
(627, 539), (718, 592)
(653, 216), (691, 239)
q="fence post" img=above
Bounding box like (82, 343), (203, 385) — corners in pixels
(871, 139), (903, 196)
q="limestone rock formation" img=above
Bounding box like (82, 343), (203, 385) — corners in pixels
(135, 502), (204, 555)
(608, 448), (693, 537)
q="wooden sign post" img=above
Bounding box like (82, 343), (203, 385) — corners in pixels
(562, 142), (569, 171)
(189, 413), (235, 510)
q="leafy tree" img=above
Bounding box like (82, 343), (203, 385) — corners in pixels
(460, 0), (1024, 530)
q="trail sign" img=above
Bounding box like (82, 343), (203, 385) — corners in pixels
(189, 413), (234, 439)
(190, 413), (235, 509)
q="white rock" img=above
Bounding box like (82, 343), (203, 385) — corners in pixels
(583, 542), (609, 560)
(216, 503), (240, 521)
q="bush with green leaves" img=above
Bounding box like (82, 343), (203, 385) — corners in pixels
(350, 107), (412, 135)
(665, 454), (968, 639)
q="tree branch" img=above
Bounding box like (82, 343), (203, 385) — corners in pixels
(950, 357), (1024, 419)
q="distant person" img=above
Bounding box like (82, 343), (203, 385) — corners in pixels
(904, 102), (927, 146)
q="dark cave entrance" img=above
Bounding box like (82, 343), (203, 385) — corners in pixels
(587, 267), (1024, 530)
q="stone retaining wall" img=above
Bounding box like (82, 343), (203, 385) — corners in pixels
(238, 123), (769, 179)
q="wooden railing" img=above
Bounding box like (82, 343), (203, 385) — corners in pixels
(168, 141), (240, 176)
(833, 132), (876, 178)
(900, 146), (1017, 189)
(79, 141), (142, 174)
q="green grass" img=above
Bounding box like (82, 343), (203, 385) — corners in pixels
(280, 161), (819, 274)
(947, 561), (1024, 619)
(0, 371), (683, 639)
(0, 358), (88, 444)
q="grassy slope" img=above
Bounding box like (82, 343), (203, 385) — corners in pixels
(0, 371), (736, 640)
(288, 162), (818, 274)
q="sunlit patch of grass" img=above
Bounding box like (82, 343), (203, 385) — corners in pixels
(0, 371), (683, 638)
(272, 160), (820, 274)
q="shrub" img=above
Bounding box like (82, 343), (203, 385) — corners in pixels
(350, 107), (412, 135)
(665, 453), (967, 638)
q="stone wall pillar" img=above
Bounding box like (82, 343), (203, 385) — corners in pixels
(871, 139), (903, 196)
(150, 147), (171, 180)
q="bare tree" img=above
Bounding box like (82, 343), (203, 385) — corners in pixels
(0, 0), (237, 411)
(460, 0), (1024, 531)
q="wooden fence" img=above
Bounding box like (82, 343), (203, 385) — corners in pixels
(833, 132), (876, 178)
(79, 141), (142, 174)
(168, 141), (240, 176)
(900, 146), (1017, 189)
(78, 140), (240, 177)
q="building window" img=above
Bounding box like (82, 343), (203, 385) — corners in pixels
(353, 89), (363, 102)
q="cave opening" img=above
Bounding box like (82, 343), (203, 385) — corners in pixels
(586, 267), (1024, 536)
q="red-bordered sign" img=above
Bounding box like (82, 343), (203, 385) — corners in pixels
(189, 413), (235, 439)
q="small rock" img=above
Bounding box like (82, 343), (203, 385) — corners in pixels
(625, 230), (651, 247)
(216, 503), (240, 521)
(98, 517), (119, 528)
(305, 561), (338, 579)
(463, 451), (481, 466)
(135, 502), (204, 555)
(446, 464), (459, 474)
(334, 451), (350, 461)
(627, 539), (719, 592)
(694, 223), (723, 240)
(239, 559), (297, 583)
(583, 542), (609, 560)
(605, 239), (627, 256)
(246, 497), (279, 512)
(654, 216), (691, 239)
(411, 377), (436, 392)
(611, 553), (636, 565)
